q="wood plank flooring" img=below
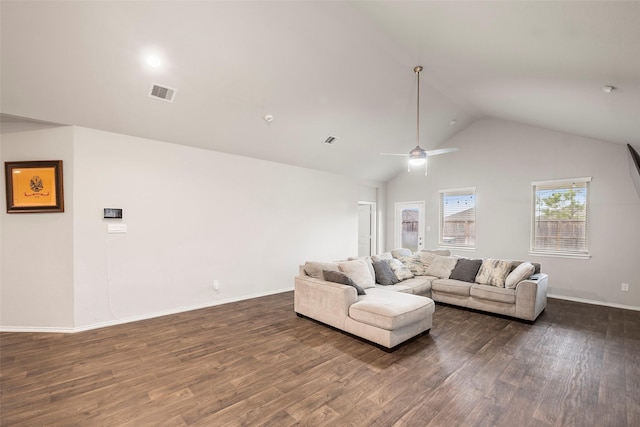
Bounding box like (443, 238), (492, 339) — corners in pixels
(1, 293), (639, 426)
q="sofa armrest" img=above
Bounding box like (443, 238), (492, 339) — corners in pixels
(514, 274), (548, 321)
(294, 275), (358, 330)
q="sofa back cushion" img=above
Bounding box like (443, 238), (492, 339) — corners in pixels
(371, 252), (393, 263)
(338, 259), (376, 289)
(372, 261), (400, 286)
(449, 258), (483, 282)
(304, 261), (339, 280)
(420, 249), (452, 257)
(391, 248), (413, 258)
(475, 259), (512, 288)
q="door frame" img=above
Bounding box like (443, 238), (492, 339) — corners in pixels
(358, 201), (377, 256)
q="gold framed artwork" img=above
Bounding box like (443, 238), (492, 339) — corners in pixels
(5, 160), (64, 213)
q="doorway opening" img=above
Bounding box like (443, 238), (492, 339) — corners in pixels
(358, 202), (377, 257)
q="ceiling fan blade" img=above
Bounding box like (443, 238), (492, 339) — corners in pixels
(379, 152), (409, 156)
(425, 147), (460, 156)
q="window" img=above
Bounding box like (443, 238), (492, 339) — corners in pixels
(439, 187), (476, 248)
(531, 177), (591, 258)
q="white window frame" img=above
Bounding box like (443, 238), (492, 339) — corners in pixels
(530, 177), (591, 259)
(439, 187), (476, 250)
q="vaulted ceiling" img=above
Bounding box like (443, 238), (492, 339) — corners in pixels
(2, 1), (639, 183)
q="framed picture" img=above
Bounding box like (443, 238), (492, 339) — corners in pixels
(5, 160), (64, 213)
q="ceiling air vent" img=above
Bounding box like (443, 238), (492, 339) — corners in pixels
(323, 136), (337, 144)
(148, 83), (176, 103)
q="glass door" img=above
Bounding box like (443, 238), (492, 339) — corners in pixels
(395, 201), (425, 252)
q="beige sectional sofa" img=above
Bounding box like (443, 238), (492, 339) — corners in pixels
(294, 249), (548, 350)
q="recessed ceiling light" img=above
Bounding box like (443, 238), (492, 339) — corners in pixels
(264, 114), (274, 123)
(449, 119), (457, 126)
(146, 55), (161, 68)
(603, 85), (616, 93)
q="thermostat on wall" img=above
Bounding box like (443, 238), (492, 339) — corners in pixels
(103, 208), (123, 219)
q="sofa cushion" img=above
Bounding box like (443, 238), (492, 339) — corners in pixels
(386, 258), (414, 281)
(323, 270), (366, 296)
(431, 279), (472, 296)
(391, 248), (412, 258)
(505, 262), (536, 289)
(372, 261), (399, 286)
(475, 259), (512, 288)
(415, 251), (437, 270)
(470, 284), (516, 304)
(424, 255), (458, 279)
(339, 259), (376, 289)
(349, 290), (435, 330)
(376, 277), (433, 296)
(371, 252), (393, 262)
(304, 261), (339, 280)
(398, 254), (427, 275)
(420, 249), (451, 256)
(449, 258), (482, 282)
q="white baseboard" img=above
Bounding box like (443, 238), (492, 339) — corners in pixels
(4, 289), (635, 333)
(0, 287), (294, 334)
(548, 293), (640, 312)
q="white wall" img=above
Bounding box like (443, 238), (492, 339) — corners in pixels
(386, 118), (640, 309)
(1, 126), (360, 330)
(72, 127), (359, 328)
(1, 126), (75, 328)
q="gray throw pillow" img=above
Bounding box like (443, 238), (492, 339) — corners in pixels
(449, 258), (483, 283)
(372, 261), (400, 286)
(323, 270), (366, 295)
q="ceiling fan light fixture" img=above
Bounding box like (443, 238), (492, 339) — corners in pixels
(409, 146), (426, 166)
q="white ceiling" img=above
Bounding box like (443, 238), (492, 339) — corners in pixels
(2, 1), (639, 183)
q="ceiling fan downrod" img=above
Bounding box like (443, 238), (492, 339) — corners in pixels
(409, 66), (427, 173)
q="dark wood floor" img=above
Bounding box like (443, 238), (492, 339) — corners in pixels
(1, 293), (639, 426)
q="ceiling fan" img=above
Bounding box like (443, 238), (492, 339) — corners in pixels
(380, 66), (459, 175)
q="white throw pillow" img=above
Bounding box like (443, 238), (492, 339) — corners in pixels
(386, 258), (414, 281)
(348, 256), (376, 283)
(424, 255), (458, 279)
(505, 262), (536, 289)
(398, 254), (427, 276)
(338, 259), (376, 289)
